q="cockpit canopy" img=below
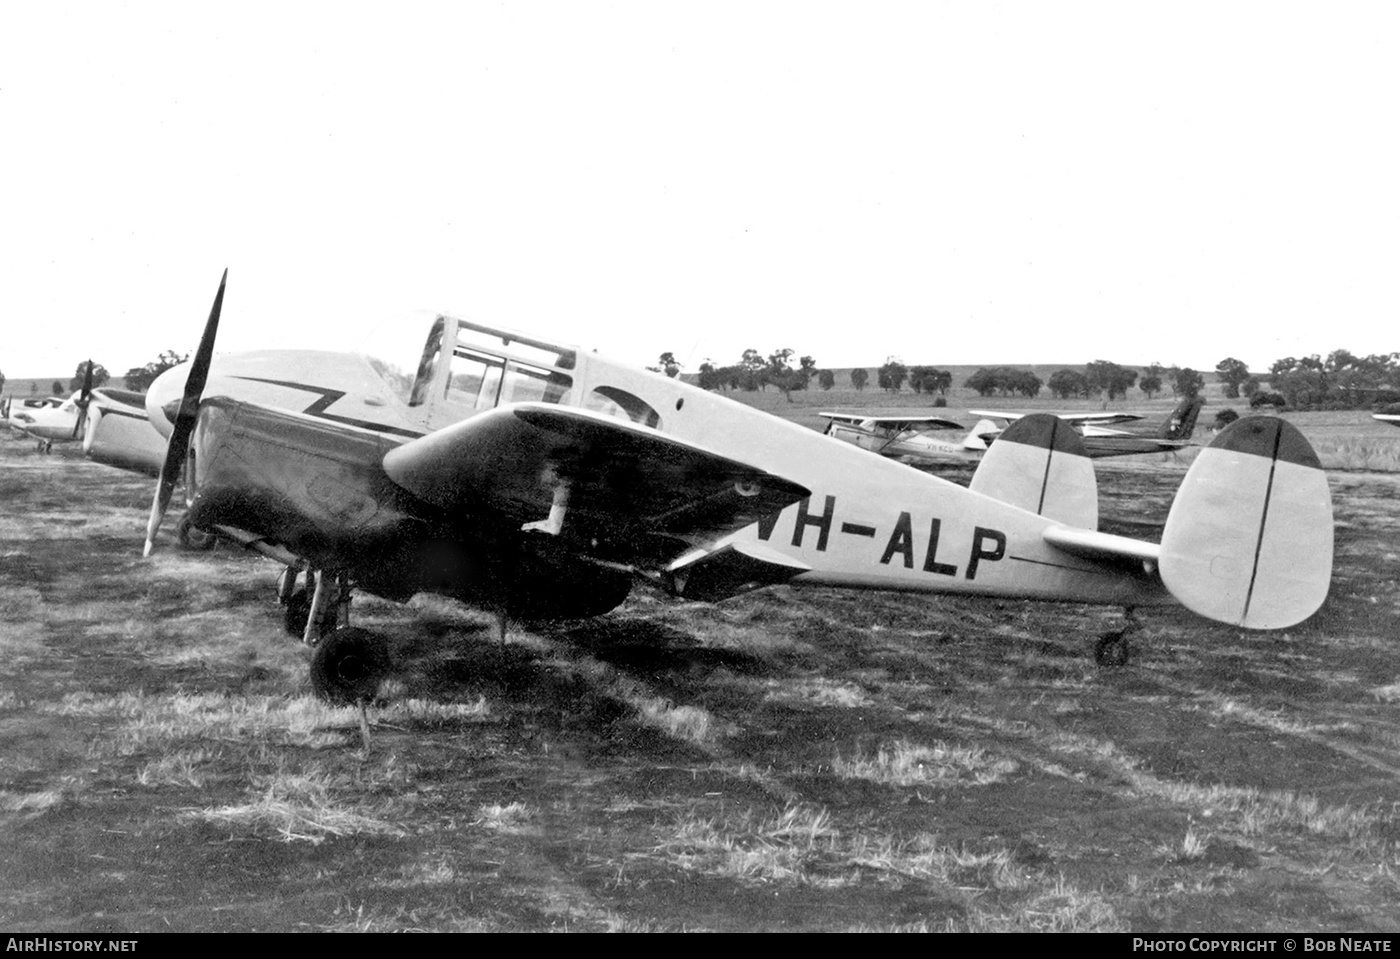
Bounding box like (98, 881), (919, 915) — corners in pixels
(367, 314), (664, 431)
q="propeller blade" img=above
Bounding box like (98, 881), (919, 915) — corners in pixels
(144, 269), (227, 557)
(71, 359), (94, 439)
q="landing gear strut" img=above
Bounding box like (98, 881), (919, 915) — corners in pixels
(283, 569), (393, 717)
(1094, 607), (1140, 667)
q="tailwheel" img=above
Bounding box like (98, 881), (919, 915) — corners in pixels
(1094, 607), (1140, 668)
(310, 627), (391, 705)
(176, 513), (217, 551)
(1094, 631), (1131, 667)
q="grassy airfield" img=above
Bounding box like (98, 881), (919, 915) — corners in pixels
(2, 403), (1399, 932)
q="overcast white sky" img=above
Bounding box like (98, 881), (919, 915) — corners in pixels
(1, 2), (1396, 380)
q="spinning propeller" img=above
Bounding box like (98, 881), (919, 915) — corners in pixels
(143, 269), (227, 557)
(71, 360), (95, 439)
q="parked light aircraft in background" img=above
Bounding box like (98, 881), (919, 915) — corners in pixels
(969, 397), (1205, 458)
(140, 273), (1333, 703)
(1374, 404), (1400, 428)
(2, 375), (164, 470)
(82, 388), (173, 476)
(818, 412), (1002, 463)
(3, 364), (99, 452)
(821, 397), (1204, 465)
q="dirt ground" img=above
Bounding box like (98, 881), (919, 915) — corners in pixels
(1, 439), (1398, 932)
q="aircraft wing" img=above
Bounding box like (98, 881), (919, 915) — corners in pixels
(819, 411), (965, 432)
(1374, 413), (1400, 429)
(969, 410), (1146, 428)
(1081, 436), (1193, 458)
(383, 403), (810, 565)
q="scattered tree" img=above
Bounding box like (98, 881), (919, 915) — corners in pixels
(123, 350), (189, 393)
(1048, 369), (1089, 400)
(850, 368), (869, 391)
(1139, 362), (1166, 399)
(1214, 357), (1251, 399)
(52, 380), (64, 395)
(877, 357), (908, 393)
(909, 366), (952, 395)
(967, 366), (1042, 398)
(656, 352), (682, 378)
(1213, 408), (1240, 430)
(817, 369), (835, 390)
(69, 361), (110, 392)
(1084, 360), (1138, 400)
(1173, 367), (1205, 399)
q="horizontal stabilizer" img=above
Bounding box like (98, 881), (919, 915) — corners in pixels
(665, 541), (811, 602)
(1042, 525), (1160, 573)
(1159, 416), (1332, 628)
(969, 413), (1098, 529)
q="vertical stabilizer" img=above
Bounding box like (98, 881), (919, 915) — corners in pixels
(969, 413), (1098, 529)
(1159, 416), (1332, 628)
(962, 418), (1002, 451)
(1160, 396), (1205, 440)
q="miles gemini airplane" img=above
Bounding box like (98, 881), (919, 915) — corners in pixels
(140, 273), (1335, 703)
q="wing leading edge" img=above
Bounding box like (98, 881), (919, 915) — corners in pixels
(382, 402), (811, 576)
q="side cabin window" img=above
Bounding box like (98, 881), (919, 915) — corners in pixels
(585, 386), (662, 430)
(447, 350), (573, 415)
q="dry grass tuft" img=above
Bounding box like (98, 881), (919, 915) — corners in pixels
(834, 739), (1017, 787)
(48, 690), (357, 750)
(634, 697), (718, 743)
(194, 767), (403, 844)
(473, 801), (535, 832)
(136, 748), (218, 788)
(0, 789), (64, 814)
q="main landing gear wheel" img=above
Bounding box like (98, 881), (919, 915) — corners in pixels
(176, 513), (217, 551)
(310, 627), (390, 705)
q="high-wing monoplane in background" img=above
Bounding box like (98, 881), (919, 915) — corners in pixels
(818, 412), (1002, 464)
(1374, 403), (1400, 428)
(969, 396), (1205, 458)
(140, 273), (1333, 703)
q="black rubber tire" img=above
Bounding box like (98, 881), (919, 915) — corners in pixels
(1094, 631), (1131, 668)
(176, 513), (217, 551)
(310, 627), (391, 705)
(283, 589), (312, 637)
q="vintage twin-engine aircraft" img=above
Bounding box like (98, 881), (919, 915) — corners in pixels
(818, 411), (1002, 464)
(968, 397), (1205, 458)
(142, 273), (1333, 703)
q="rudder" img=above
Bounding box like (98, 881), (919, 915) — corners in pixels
(1159, 415), (1332, 628)
(969, 413), (1098, 529)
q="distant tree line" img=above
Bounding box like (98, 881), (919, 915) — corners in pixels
(693, 348), (820, 402)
